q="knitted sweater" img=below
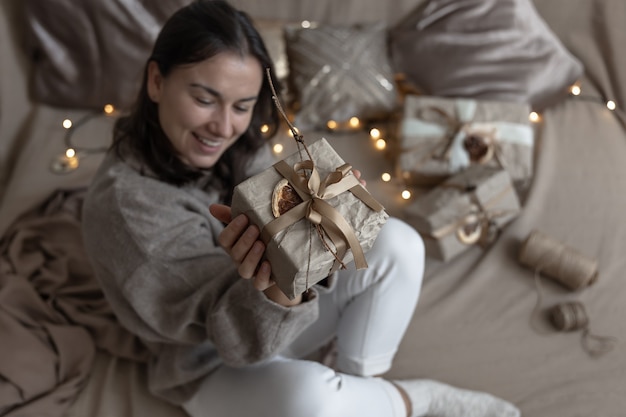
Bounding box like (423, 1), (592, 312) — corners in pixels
(81, 143), (320, 405)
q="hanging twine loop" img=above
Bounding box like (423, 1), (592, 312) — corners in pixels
(264, 68), (383, 292)
(519, 230), (618, 357)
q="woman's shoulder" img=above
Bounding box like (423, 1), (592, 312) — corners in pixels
(87, 148), (171, 203)
(82, 148), (220, 257)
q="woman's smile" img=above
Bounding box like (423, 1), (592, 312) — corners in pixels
(147, 51), (263, 169)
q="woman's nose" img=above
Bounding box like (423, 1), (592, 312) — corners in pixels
(209, 106), (234, 138)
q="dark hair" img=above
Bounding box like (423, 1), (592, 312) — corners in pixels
(112, 0), (281, 203)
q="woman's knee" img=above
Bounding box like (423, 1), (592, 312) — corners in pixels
(264, 360), (345, 417)
(375, 217), (425, 266)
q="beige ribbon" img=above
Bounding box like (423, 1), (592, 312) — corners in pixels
(400, 106), (504, 168)
(402, 106), (466, 160)
(426, 183), (517, 246)
(261, 159), (384, 271)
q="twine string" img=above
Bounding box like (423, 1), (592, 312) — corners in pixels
(519, 230), (598, 291)
(266, 67), (316, 289)
(264, 68), (382, 291)
(521, 230), (618, 357)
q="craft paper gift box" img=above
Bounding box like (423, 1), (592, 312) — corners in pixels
(396, 95), (534, 192)
(404, 165), (521, 262)
(232, 138), (389, 299)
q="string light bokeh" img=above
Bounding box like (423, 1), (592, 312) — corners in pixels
(52, 81), (623, 190)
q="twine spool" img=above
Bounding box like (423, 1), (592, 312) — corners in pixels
(519, 229), (598, 291)
(546, 301), (617, 357)
(548, 301), (589, 332)
(520, 230), (617, 357)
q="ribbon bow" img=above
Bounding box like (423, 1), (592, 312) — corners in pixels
(429, 182), (518, 246)
(401, 99), (533, 171)
(261, 159), (384, 271)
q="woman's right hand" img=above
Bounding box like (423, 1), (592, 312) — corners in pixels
(209, 204), (274, 291)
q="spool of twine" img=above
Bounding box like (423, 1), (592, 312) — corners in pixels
(548, 301), (589, 331)
(518, 229), (598, 291)
(520, 230), (617, 357)
(547, 301), (617, 357)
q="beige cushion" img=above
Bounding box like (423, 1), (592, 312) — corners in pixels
(534, 0), (626, 109)
(21, 0), (192, 110)
(390, 0), (584, 110)
(284, 21), (399, 130)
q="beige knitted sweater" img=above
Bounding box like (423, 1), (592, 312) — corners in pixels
(81, 143), (320, 405)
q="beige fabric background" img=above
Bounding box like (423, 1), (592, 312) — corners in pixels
(0, 0), (624, 416)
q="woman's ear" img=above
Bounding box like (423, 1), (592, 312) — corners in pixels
(146, 61), (163, 103)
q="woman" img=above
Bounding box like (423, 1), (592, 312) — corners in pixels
(82, 1), (520, 416)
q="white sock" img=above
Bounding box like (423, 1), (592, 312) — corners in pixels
(393, 379), (520, 417)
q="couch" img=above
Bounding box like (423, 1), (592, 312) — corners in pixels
(1, 0), (625, 416)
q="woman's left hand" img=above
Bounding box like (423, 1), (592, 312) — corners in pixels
(209, 204), (274, 291)
(353, 169), (366, 188)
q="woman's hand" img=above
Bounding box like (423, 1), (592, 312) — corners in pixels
(210, 204), (273, 291)
(209, 204), (302, 306)
(353, 168), (366, 188)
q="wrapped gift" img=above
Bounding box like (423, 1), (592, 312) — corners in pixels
(232, 138), (389, 299)
(404, 165), (521, 261)
(396, 95), (534, 192)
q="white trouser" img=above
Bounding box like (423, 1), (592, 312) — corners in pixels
(183, 217), (425, 417)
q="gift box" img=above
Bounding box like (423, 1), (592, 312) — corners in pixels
(395, 95), (534, 192)
(232, 138), (389, 299)
(404, 165), (521, 261)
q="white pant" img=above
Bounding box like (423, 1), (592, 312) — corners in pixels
(183, 218), (425, 417)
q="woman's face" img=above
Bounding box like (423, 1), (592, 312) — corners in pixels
(147, 51), (263, 170)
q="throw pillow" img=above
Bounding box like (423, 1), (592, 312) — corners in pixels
(22, 0), (192, 110)
(389, 0), (584, 110)
(284, 21), (399, 131)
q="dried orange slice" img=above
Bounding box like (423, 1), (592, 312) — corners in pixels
(456, 213), (482, 244)
(272, 179), (303, 217)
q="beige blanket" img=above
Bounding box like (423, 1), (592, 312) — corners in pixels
(0, 189), (148, 417)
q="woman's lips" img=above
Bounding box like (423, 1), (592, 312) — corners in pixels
(193, 133), (222, 152)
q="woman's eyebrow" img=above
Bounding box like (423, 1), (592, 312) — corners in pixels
(190, 83), (258, 102)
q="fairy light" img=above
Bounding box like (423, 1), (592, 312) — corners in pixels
(375, 139), (387, 150)
(567, 82), (623, 127)
(349, 117), (360, 129)
(287, 127), (300, 137)
(301, 20), (312, 28)
(52, 110), (116, 174)
(103, 104), (115, 114)
(260, 124), (270, 134)
(369, 128), (381, 140)
(272, 143), (284, 154)
(327, 120), (338, 130)
(381, 172), (391, 182)
(529, 112), (541, 123)
(401, 189), (412, 200)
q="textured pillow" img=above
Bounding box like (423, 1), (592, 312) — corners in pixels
(22, 0), (192, 110)
(254, 19), (290, 85)
(389, 0), (584, 110)
(284, 21), (399, 130)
